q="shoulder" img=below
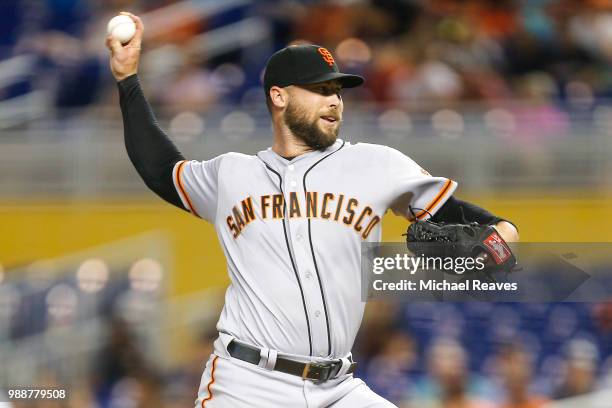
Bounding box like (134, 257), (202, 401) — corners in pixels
(342, 142), (415, 162)
(212, 151), (259, 167)
(218, 151), (257, 162)
(341, 141), (395, 157)
(182, 152), (258, 175)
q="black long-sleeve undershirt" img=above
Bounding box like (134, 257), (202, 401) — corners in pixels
(118, 74), (186, 209)
(431, 196), (516, 230)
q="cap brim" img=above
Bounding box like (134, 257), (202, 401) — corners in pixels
(297, 72), (364, 88)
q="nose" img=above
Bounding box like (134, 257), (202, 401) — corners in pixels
(327, 93), (341, 109)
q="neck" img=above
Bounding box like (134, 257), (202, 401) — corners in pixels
(271, 117), (314, 158)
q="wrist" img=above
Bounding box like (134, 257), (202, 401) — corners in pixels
(117, 73), (139, 89)
(115, 70), (138, 82)
(494, 221), (519, 243)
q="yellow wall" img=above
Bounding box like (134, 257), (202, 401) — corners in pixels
(0, 199), (225, 296)
(385, 191), (612, 242)
(2, 191), (611, 296)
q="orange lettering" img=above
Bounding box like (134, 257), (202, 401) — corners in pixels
(242, 197), (255, 224)
(227, 216), (240, 238)
(354, 206), (373, 232)
(321, 193), (334, 219)
(318, 48), (335, 67)
(362, 216), (381, 239)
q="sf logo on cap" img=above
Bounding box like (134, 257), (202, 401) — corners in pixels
(318, 47), (335, 67)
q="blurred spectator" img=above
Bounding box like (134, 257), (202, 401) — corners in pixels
(292, 2), (357, 46)
(155, 49), (220, 114)
(363, 330), (416, 404)
(508, 72), (570, 142)
(593, 302), (612, 334)
(91, 317), (161, 407)
(39, 0), (92, 37)
(353, 301), (401, 364)
(553, 338), (599, 399)
(496, 343), (549, 408)
(402, 338), (495, 408)
(4, 0), (612, 125)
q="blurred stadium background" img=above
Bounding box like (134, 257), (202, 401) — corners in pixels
(1, 0), (612, 407)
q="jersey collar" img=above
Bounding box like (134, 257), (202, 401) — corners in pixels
(257, 139), (345, 170)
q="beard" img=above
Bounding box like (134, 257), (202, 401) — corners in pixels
(283, 101), (340, 150)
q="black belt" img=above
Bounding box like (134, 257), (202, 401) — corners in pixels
(227, 340), (357, 382)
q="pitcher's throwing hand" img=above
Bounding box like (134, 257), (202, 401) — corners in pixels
(105, 12), (143, 81)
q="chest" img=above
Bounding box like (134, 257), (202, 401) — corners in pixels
(217, 164), (385, 241)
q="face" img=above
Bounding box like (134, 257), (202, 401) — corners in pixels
(282, 80), (344, 150)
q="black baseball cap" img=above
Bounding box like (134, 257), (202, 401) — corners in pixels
(263, 44), (364, 94)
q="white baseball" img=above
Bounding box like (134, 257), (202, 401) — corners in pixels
(107, 15), (136, 44)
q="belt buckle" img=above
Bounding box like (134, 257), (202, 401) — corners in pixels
(302, 362), (333, 382)
(301, 362), (312, 379)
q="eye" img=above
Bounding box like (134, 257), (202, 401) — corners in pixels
(311, 84), (342, 96)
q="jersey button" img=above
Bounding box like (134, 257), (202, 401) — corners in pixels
(305, 272), (312, 279)
(296, 233), (303, 241)
(315, 310), (321, 317)
(290, 180), (297, 188)
(288, 164), (295, 171)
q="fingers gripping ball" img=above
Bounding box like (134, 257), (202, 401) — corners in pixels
(107, 15), (136, 44)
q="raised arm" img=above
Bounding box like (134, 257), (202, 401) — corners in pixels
(105, 12), (186, 209)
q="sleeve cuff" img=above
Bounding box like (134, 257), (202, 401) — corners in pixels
(117, 73), (139, 89)
(415, 179), (458, 220)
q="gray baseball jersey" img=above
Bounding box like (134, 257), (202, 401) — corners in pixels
(172, 139), (457, 359)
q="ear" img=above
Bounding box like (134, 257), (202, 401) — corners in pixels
(269, 86), (288, 109)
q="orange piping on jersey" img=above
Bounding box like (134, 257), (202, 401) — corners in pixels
(415, 179), (453, 220)
(201, 356), (219, 407)
(176, 161), (200, 218)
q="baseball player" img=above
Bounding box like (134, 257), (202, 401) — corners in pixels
(106, 13), (519, 408)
